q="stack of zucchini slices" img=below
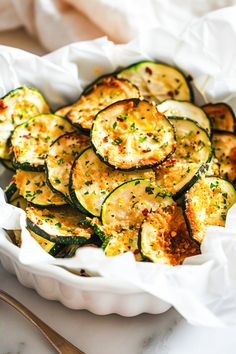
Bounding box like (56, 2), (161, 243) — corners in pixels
(2, 61), (236, 265)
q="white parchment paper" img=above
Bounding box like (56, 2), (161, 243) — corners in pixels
(0, 7), (236, 327)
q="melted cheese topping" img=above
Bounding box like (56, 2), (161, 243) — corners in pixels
(72, 147), (155, 216)
(118, 62), (191, 104)
(203, 103), (235, 132)
(68, 77), (140, 130)
(46, 132), (89, 201)
(55, 105), (72, 117)
(92, 99), (176, 169)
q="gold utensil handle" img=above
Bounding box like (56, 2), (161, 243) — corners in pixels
(0, 290), (85, 354)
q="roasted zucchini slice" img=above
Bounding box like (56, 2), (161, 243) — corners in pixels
(11, 114), (75, 171)
(55, 105), (72, 117)
(154, 118), (212, 199)
(67, 76), (140, 133)
(1, 159), (15, 171)
(202, 103), (236, 133)
(212, 131), (236, 183)
(15, 170), (66, 206)
(139, 204), (200, 265)
(70, 147), (155, 216)
(28, 230), (64, 256)
(10, 196), (28, 210)
(26, 205), (93, 244)
(184, 176), (236, 243)
(46, 132), (90, 204)
(4, 178), (19, 202)
(157, 100), (211, 135)
(0, 87), (50, 160)
(91, 98), (176, 170)
(117, 61), (193, 103)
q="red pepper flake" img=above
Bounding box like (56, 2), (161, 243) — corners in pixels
(187, 74), (193, 81)
(147, 133), (152, 137)
(134, 249), (140, 255)
(0, 100), (7, 110)
(23, 134), (31, 139)
(167, 91), (174, 98)
(142, 149), (151, 153)
(103, 136), (108, 143)
(117, 117), (124, 122)
(164, 158), (176, 166)
(142, 208), (149, 217)
(145, 67), (152, 75)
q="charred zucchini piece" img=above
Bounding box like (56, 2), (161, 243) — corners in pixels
(4, 178), (19, 202)
(11, 114), (74, 171)
(67, 76), (140, 133)
(91, 98), (176, 170)
(139, 204), (200, 265)
(117, 61), (193, 103)
(10, 196), (28, 210)
(154, 118), (212, 199)
(212, 131), (236, 183)
(157, 100), (211, 135)
(0, 86), (50, 160)
(1, 159), (15, 171)
(55, 105), (72, 117)
(184, 176), (236, 243)
(26, 205), (93, 244)
(28, 230), (64, 256)
(102, 179), (173, 226)
(202, 103), (236, 132)
(15, 170), (65, 206)
(70, 147), (155, 216)
(46, 132), (90, 204)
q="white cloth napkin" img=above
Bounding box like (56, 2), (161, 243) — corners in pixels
(1, 0), (236, 51)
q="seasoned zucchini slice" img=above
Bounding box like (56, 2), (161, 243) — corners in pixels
(212, 132), (236, 183)
(67, 76), (140, 133)
(4, 178), (19, 202)
(28, 229), (63, 256)
(70, 147), (155, 216)
(154, 118), (212, 199)
(26, 205), (93, 244)
(46, 132), (90, 204)
(139, 204), (200, 265)
(0, 87), (50, 160)
(157, 100), (211, 135)
(185, 176), (236, 243)
(15, 170), (65, 206)
(117, 61), (193, 103)
(10, 196), (28, 210)
(91, 99), (176, 170)
(11, 114), (75, 171)
(102, 179), (173, 227)
(55, 105), (72, 117)
(202, 103), (236, 132)
(1, 159), (15, 171)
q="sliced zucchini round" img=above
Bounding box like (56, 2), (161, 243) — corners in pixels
(91, 98), (176, 170)
(4, 178), (19, 202)
(154, 118), (212, 199)
(212, 131), (236, 183)
(101, 179), (173, 227)
(10, 196), (28, 210)
(11, 114), (75, 171)
(139, 204), (200, 265)
(70, 147), (155, 217)
(0, 86), (50, 160)
(67, 76), (140, 133)
(55, 105), (72, 117)
(46, 132), (90, 204)
(117, 61), (193, 104)
(15, 170), (66, 206)
(26, 205), (93, 244)
(184, 176), (236, 244)
(157, 100), (211, 135)
(202, 103), (236, 133)
(1, 159), (15, 171)
(28, 229), (64, 256)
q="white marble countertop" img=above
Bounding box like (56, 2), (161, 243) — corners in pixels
(1, 27), (236, 354)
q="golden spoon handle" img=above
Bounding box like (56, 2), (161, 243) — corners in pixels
(0, 290), (85, 354)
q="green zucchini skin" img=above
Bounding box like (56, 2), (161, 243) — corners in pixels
(202, 102), (236, 133)
(10, 196), (28, 210)
(4, 180), (19, 202)
(28, 230), (64, 256)
(45, 132), (90, 206)
(10, 114), (75, 171)
(184, 176), (236, 244)
(0, 159), (15, 171)
(67, 76), (140, 134)
(154, 117), (212, 200)
(117, 60), (194, 103)
(91, 98), (176, 171)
